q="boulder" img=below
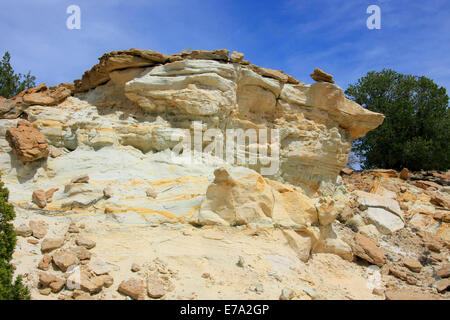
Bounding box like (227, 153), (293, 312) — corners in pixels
(15, 224), (32, 237)
(5, 120), (49, 163)
(29, 220), (49, 239)
(310, 68), (334, 83)
(434, 278), (450, 292)
(118, 278), (144, 300)
(355, 190), (403, 219)
(362, 207), (404, 234)
(230, 51), (244, 63)
(399, 168), (410, 180)
(75, 237), (96, 249)
(49, 279), (66, 293)
(52, 249), (80, 272)
(90, 257), (111, 275)
(38, 253), (53, 271)
(71, 174), (89, 184)
(69, 246), (92, 260)
(351, 233), (386, 266)
(32, 190), (47, 208)
(437, 264), (450, 278)
(41, 237), (65, 253)
(39, 272), (59, 287)
(147, 273), (166, 299)
(402, 257), (422, 273)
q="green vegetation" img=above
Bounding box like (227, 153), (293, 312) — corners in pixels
(0, 175), (30, 299)
(0, 51), (36, 98)
(346, 69), (449, 171)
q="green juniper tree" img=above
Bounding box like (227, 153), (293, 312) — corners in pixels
(346, 69), (449, 171)
(0, 175), (30, 299)
(0, 51), (36, 98)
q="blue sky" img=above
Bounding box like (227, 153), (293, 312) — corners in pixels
(1, 0), (449, 92)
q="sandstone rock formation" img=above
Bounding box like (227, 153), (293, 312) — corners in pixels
(9, 49), (443, 302)
(0, 83), (73, 119)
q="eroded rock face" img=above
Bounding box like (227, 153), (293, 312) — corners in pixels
(5, 120), (49, 163)
(65, 50), (383, 193)
(0, 49), (385, 270)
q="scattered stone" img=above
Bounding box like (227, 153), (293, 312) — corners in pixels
(50, 148), (64, 158)
(201, 273), (211, 279)
(389, 265), (409, 281)
(147, 273), (166, 299)
(118, 278), (144, 300)
(437, 264), (450, 278)
(15, 224), (32, 237)
(340, 168), (354, 175)
(146, 186), (158, 199)
(32, 190), (47, 208)
(68, 222), (80, 233)
(70, 246), (91, 260)
(237, 256), (246, 268)
(131, 263), (141, 272)
(90, 257), (111, 275)
(279, 288), (294, 300)
(99, 274), (114, 288)
(80, 277), (104, 294)
(71, 174), (89, 184)
(29, 220), (49, 239)
(49, 279), (66, 293)
(103, 186), (113, 198)
(402, 257), (422, 273)
(372, 288), (384, 296)
(76, 237), (96, 249)
(399, 168), (410, 180)
(253, 284), (264, 293)
(363, 207), (404, 235)
(27, 238), (39, 245)
(72, 290), (87, 299)
(39, 288), (51, 296)
(73, 292), (95, 300)
(52, 249), (80, 272)
(39, 272), (59, 287)
(352, 234), (386, 266)
(38, 253), (53, 271)
(230, 51), (244, 63)
(41, 237), (65, 253)
(434, 278), (450, 292)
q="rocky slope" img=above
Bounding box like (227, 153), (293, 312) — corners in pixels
(0, 48), (447, 300)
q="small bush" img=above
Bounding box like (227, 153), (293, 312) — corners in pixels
(0, 175), (30, 300)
